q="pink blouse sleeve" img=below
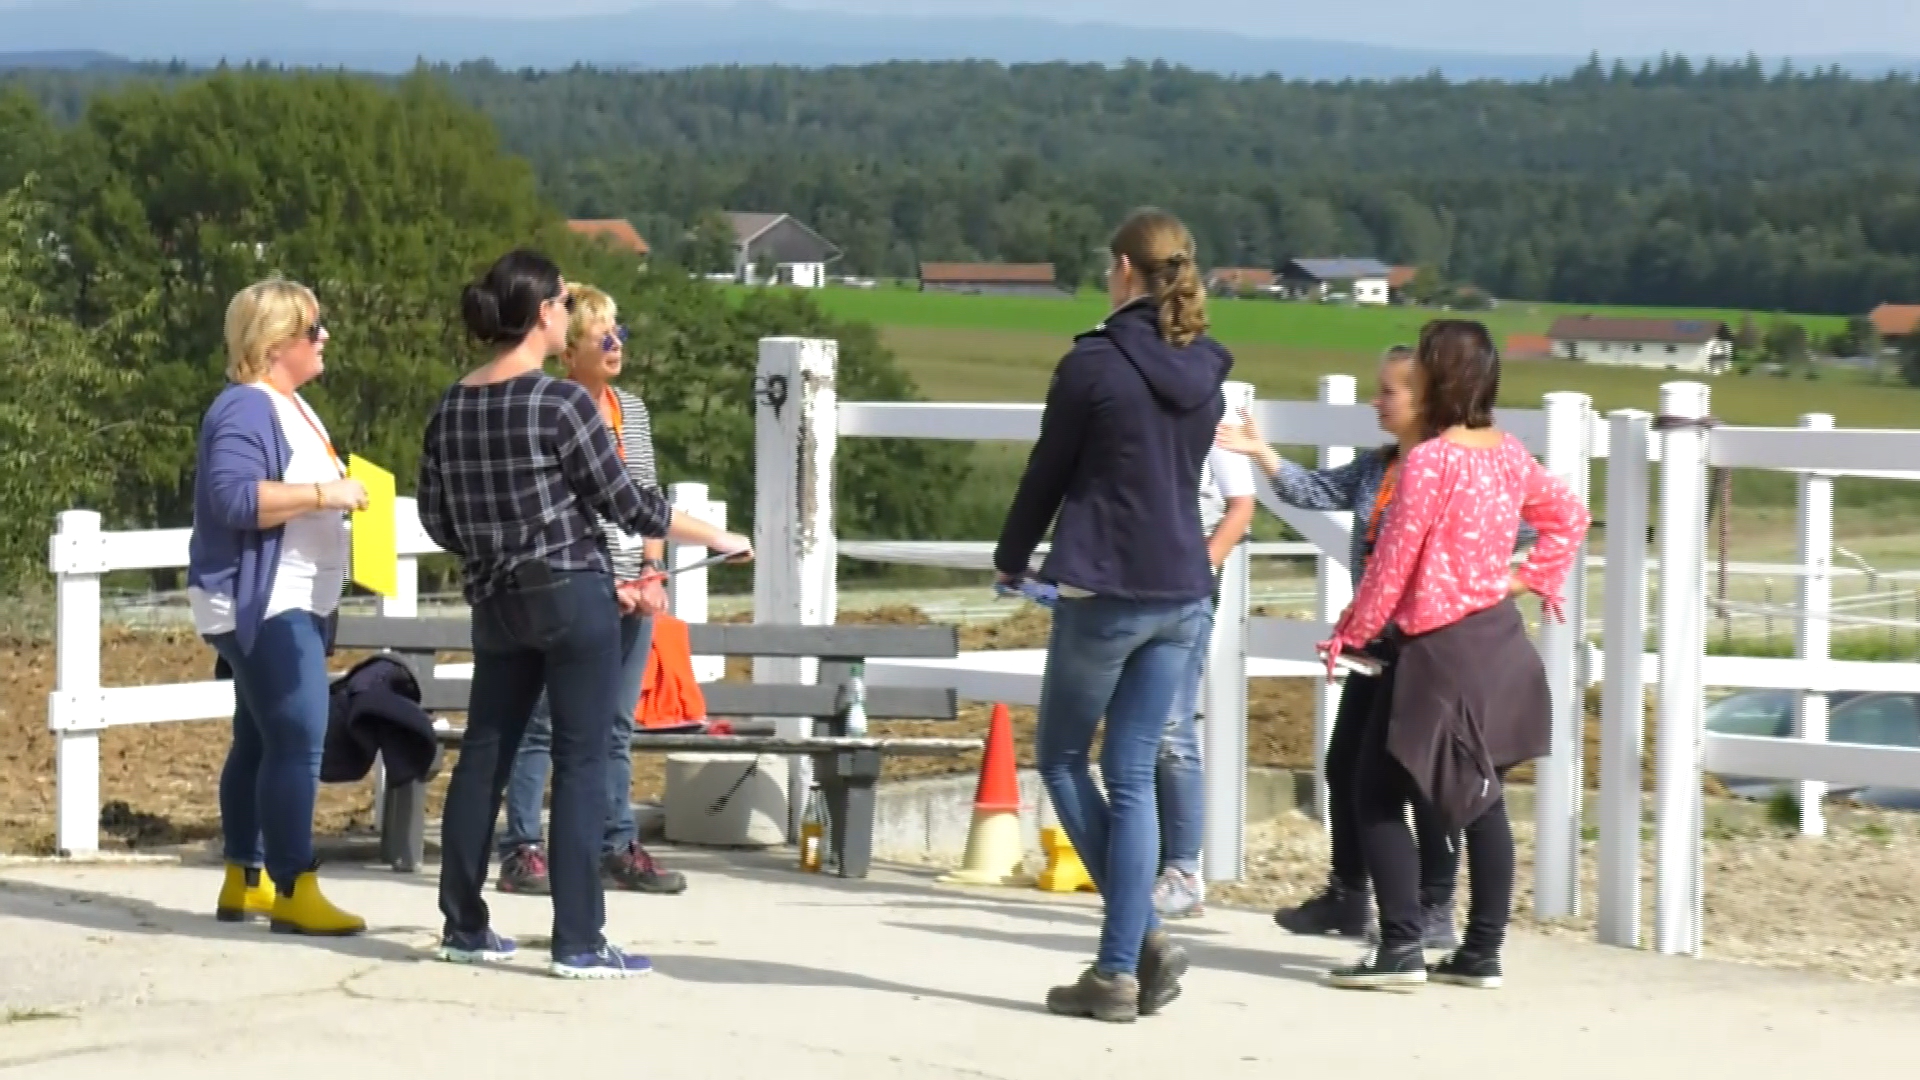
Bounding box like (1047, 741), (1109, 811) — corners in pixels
(1511, 449), (1592, 614)
(1332, 444), (1450, 649)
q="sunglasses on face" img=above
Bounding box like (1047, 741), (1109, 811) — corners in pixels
(600, 326), (629, 351)
(304, 322), (326, 343)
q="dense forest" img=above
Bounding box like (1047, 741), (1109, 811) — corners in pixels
(0, 71), (963, 591)
(10, 56), (1920, 314)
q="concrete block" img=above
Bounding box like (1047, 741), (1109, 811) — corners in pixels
(664, 753), (787, 847)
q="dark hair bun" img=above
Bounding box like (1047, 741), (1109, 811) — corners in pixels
(461, 282), (507, 344)
(461, 248), (564, 348)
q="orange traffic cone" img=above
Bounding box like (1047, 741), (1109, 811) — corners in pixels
(939, 703), (1029, 886)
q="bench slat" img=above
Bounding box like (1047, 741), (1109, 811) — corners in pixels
(416, 679), (957, 721)
(335, 616), (959, 659)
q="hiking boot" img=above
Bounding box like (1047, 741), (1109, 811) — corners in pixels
(1152, 867), (1205, 919)
(551, 944), (652, 980)
(1045, 965), (1140, 1023)
(1365, 899), (1463, 951)
(437, 929), (518, 965)
(268, 869), (366, 937)
(603, 842), (687, 894)
(1428, 949), (1503, 989)
(1324, 942), (1428, 991)
(1136, 929), (1189, 1016)
(496, 843), (551, 895)
(1274, 878), (1372, 938)
(214, 863), (276, 923)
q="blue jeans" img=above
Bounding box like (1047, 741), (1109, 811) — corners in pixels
(499, 612), (654, 856)
(209, 610), (331, 889)
(1156, 606), (1214, 877)
(1038, 595), (1208, 976)
(438, 569), (622, 960)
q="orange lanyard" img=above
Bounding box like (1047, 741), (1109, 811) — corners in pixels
(1365, 460), (1400, 546)
(274, 388), (344, 479)
(600, 386), (626, 460)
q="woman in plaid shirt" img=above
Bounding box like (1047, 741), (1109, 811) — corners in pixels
(419, 249), (749, 980)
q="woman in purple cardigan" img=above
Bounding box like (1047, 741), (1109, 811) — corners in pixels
(187, 278), (369, 936)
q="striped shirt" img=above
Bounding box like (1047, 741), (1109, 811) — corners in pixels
(417, 372), (671, 604)
(601, 385), (662, 582)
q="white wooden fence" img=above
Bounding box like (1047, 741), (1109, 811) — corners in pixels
(39, 336), (1920, 960)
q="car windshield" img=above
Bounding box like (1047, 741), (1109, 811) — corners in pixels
(1831, 695), (1920, 748)
(1705, 691), (1792, 738)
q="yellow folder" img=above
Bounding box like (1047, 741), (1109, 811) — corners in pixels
(348, 454), (398, 597)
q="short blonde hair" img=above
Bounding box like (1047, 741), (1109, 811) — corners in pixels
(565, 284), (618, 351)
(225, 278), (318, 383)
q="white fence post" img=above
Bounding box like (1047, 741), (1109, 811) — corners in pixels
(754, 337), (839, 841)
(1534, 391), (1593, 921)
(1598, 409), (1651, 948)
(1202, 380), (1254, 884)
(1312, 374), (1356, 829)
(48, 510), (106, 855)
(1795, 413), (1834, 838)
(1655, 381), (1711, 957)
(371, 536), (419, 830)
(668, 481), (728, 684)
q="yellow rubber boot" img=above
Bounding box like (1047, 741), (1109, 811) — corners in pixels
(215, 864), (277, 923)
(269, 871), (367, 937)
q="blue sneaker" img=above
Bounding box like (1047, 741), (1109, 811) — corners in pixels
(550, 944), (652, 980)
(437, 929), (517, 965)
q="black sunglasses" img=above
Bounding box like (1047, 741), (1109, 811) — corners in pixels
(304, 321), (326, 343)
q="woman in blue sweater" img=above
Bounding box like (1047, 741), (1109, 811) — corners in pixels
(996, 208), (1229, 1023)
(188, 277), (370, 936)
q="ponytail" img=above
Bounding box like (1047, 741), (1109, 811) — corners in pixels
(1110, 208), (1209, 348)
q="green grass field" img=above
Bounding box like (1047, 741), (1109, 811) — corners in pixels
(810, 286), (1850, 358)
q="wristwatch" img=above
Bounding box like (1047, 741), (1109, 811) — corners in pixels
(640, 557), (666, 574)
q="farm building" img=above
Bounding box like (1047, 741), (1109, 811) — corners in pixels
(727, 212), (841, 289)
(1548, 315), (1733, 375)
(567, 219), (649, 262)
(1870, 303), (1920, 343)
(918, 262), (1069, 298)
(1207, 267), (1278, 296)
(1504, 333), (1555, 360)
(1277, 258), (1395, 305)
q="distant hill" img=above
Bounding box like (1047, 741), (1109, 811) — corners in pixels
(2, 0), (1913, 81)
(0, 49), (130, 71)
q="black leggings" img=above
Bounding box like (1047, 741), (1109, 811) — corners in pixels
(1351, 665), (1515, 952)
(1326, 670), (1459, 906)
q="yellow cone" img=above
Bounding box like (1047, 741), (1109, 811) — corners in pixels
(1036, 825), (1096, 893)
(938, 807), (1030, 886)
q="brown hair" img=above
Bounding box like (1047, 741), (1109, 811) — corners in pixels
(1109, 208), (1207, 347)
(1412, 319), (1500, 439)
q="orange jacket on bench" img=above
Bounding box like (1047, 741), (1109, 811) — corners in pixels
(637, 613), (707, 728)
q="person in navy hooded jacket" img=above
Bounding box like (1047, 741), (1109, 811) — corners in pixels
(996, 208), (1231, 1022)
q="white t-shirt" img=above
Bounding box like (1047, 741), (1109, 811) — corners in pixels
(1198, 444), (1258, 536)
(189, 386), (348, 635)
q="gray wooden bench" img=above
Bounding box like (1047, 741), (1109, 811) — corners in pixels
(332, 616), (975, 879)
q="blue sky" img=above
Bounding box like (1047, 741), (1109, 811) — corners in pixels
(305, 0), (1910, 57)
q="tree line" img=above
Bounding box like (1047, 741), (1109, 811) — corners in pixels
(11, 59), (1920, 314)
(0, 72), (963, 592)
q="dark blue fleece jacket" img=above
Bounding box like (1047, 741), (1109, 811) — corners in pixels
(994, 299), (1233, 601)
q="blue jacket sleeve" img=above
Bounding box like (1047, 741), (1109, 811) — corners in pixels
(994, 346), (1095, 577)
(1268, 451), (1380, 512)
(199, 395), (268, 532)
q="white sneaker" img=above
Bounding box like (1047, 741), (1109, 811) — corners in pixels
(1152, 867), (1205, 919)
